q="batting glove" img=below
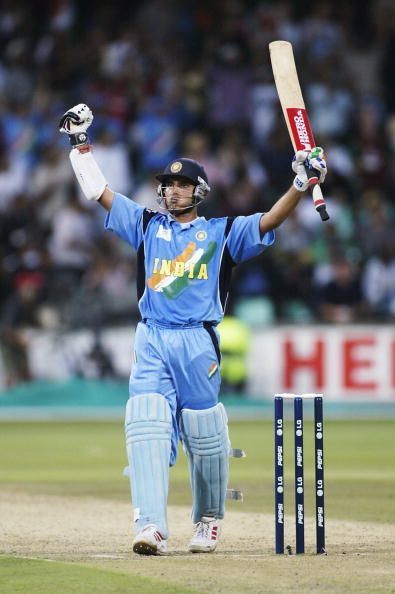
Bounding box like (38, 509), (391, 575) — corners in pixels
(59, 103), (93, 148)
(292, 147), (327, 192)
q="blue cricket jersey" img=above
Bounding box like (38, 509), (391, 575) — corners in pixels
(105, 193), (275, 325)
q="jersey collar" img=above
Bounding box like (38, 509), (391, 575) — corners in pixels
(166, 214), (206, 228)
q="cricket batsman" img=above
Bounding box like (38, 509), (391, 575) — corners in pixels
(59, 104), (327, 555)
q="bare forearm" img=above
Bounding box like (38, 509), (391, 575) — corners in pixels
(98, 186), (115, 211)
(259, 186), (303, 234)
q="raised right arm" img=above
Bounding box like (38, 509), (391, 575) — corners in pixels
(59, 103), (115, 211)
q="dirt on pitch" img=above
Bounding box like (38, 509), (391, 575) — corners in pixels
(1, 490), (394, 594)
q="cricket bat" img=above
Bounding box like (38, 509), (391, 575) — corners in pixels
(269, 40), (329, 221)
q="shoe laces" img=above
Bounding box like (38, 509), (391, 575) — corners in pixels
(194, 518), (214, 539)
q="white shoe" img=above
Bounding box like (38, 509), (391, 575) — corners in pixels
(133, 524), (168, 556)
(188, 516), (221, 553)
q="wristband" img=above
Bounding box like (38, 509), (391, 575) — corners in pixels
(68, 132), (89, 148)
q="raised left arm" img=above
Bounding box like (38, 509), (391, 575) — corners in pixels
(259, 148), (327, 235)
(259, 185), (303, 234)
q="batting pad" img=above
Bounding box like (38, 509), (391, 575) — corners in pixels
(180, 403), (230, 523)
(125, 393), (172, 538)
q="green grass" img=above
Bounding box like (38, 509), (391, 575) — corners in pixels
(0, 419), (394, 523)
(0, 556), (202, 594)
(1, 419), (394, 594)
(226, 419), (395, 523)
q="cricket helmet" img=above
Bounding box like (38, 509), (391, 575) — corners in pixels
(156, 158), (211, 209)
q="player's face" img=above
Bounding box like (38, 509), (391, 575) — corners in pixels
(164, 178), (195, 212)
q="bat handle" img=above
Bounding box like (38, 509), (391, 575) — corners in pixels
(316, 203), (329, 221)
(308, 170), (330, 222)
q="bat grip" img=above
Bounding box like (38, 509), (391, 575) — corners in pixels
(316, 203), (330, 222)
(308, 170), (330, 222)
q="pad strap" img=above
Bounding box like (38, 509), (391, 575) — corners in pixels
(226, 489), (243, 501)
(230, 448), (246, 458)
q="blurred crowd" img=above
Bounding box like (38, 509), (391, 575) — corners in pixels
(1, 0), (395, 363)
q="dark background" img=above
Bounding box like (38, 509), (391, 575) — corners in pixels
(0, 0), (394, 338)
